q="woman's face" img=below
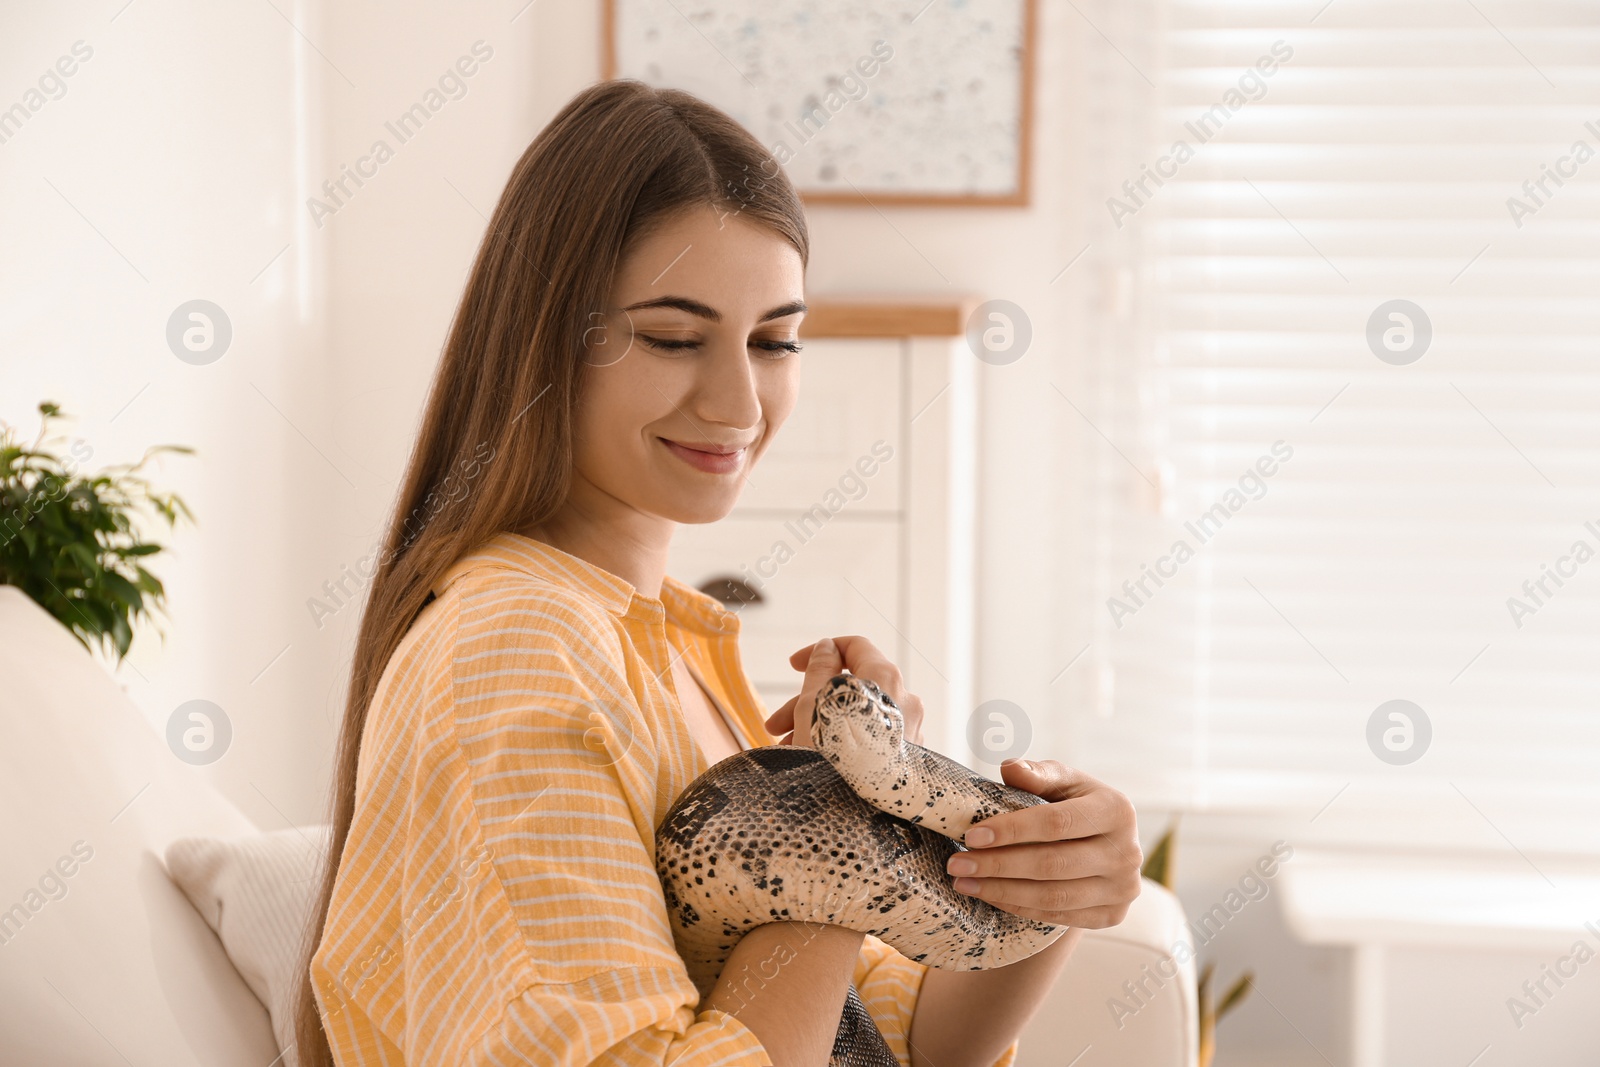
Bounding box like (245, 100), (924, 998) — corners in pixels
(572, 203), (806, 526)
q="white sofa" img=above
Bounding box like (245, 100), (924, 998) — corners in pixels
(0, 586), (1196, 1065)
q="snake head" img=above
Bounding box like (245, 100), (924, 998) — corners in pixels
(813, 673), (905, 771)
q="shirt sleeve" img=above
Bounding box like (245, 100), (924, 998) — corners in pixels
(852, 936), (1019, 1067)
(434, 581), (772, 1066)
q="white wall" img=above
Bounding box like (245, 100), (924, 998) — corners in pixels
(0, 0), (335, 832)
(0, 0), (560, 832)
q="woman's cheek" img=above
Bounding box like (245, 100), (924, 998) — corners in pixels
(754, 363), (802, 458)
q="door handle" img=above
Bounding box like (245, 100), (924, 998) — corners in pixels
(695, 575), (765, 606)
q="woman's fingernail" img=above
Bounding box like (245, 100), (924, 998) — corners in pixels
(947, 856), (976, 876)
(953, 878), (981, 895)
(966, 827), (995, 847)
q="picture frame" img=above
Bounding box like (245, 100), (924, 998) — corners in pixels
(601, 0), (1036, 206)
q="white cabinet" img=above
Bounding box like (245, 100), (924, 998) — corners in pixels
(668, 303), (978, 760)
(670, 514), (902, 712)
(733, 339), (904, 513)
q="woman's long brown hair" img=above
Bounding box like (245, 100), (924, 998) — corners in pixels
(291, 78), (808, 1067)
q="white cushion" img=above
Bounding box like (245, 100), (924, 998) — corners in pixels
(1016, 880), (1199, 1067)
(165, 826), (332, 1067)
(0, 587), (278, 1065)
(0, 585), (1195, 1066)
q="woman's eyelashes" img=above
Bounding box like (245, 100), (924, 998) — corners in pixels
(638, 334), (802, 357)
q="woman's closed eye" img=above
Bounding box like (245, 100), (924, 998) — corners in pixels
(639, 334), (803, 357)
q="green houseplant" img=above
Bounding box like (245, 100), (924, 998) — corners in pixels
(0, 401), (193, 662)
(1141, 817), (1254, 1067)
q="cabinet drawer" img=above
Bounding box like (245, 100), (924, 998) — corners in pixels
(738, 339), (904, 512)
(668, 515), (903, 690)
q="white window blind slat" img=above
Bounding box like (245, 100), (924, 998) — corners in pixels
(1071, 0), (1600, 853)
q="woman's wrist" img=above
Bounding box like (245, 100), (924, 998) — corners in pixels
(910, 927), (1083, 1067)
(704, 922), (865, 1065)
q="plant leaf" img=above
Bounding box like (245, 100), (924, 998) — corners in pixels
(1217, 972), (1254, 1019)
(0, 402), (191, 665)
(1140, 817), (1179, 889)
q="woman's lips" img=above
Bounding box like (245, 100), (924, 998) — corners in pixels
(660, 437), (745, 474)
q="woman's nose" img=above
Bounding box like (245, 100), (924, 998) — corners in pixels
(686, 341), (762, 432)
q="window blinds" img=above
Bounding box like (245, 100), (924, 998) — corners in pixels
(1070, 0), (1600, 854)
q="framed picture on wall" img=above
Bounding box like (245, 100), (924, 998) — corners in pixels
(601, 0), (1037, 206)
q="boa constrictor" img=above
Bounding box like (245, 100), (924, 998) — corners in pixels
(657, 673), (1067, 1066)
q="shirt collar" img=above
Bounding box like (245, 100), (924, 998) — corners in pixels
(659, 573), (743, 637)
(433, 530), (741, 637)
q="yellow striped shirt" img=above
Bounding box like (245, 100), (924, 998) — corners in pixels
(311, 530), (1018, 1067)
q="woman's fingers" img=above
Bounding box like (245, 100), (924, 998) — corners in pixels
(787, 642), (820, 671)
(942, 757), (1144, 930)
(788, 635), (902, 696)
(951, 873), (1137, 929)
(944, 838), (1128, 883)
(974, 900), (1131, 930)
(964, 761), (1138, 850)
(763, 694), (798, 736)
(829, 635), (907, 700)
(951, 872), (1115, 912)
(897, 691), (926, 746)
(776, 637), (844, 748)
(786, 634), (925, 744)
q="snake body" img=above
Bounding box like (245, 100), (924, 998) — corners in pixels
(656, 673), (1067, 1065)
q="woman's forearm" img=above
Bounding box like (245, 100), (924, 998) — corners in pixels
(909, 927), (1084, 1067)
(703, 922), (866, 1066)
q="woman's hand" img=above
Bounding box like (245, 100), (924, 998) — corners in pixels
(947, 760), (1143, 929)
(764, 638), (1136, 927)
(762, 635), (926, 748)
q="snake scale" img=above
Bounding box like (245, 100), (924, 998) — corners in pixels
(657, 673), (1068, 1066)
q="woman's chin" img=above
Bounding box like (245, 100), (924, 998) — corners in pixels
(662, 491), (744, 526)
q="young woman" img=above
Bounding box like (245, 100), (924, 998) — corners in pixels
(292, 79), (1142, 1067)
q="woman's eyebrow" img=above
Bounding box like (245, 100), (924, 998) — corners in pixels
(619, 297), (808, 323)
